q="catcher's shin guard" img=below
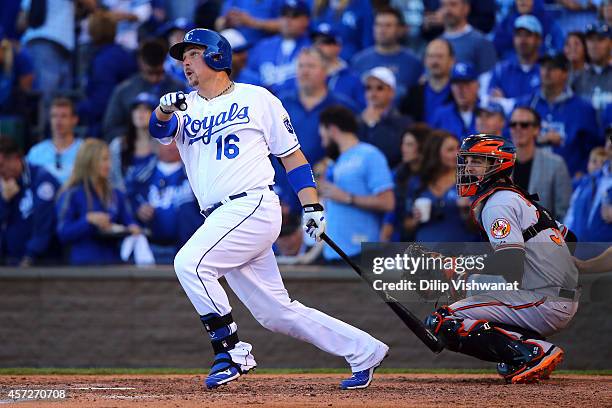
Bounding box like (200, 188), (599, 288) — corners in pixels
(200, 312), (247, 389)
(424, 307), (544, 366)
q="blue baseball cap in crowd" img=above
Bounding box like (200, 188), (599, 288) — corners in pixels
(585, 22), (611, 39)
(220, 28), (251, 53)
(477, 100), (505, 116)
(131, 92), (158, 109)
(450, 62), (477, 82)
(310, 22), (341, 44)
(514, 14), (542, 36)
(156, 17), (194, 38)
(282, 0), (310, 17)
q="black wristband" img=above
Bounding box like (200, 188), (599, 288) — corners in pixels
(159, 105), (173, 115)
(303, 203), (324, 213)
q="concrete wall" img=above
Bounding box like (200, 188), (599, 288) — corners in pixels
(1, 267), (610, 369)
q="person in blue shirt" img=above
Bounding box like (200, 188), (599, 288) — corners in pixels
(275, 47), (358, 212)
(317, 105), (394, 261)
(399, 38), (455, 124)
(403, 129), (479, 242)
(359, 66), (412, 168)
(517, 53), (601, 176)
(564, 153), (612, 243)
(247, 0), (311, 91)
(0, 135), (59, 266)
(351, 6), (423, 104)
(492, 0), (564, 61)
(220, 28), (261, 86)
(431, 62), (479, 140)
(488, 15), (542, 101)
(215, 0), (284, 44)
(439, 0), (497, 75)
(109, 92), (159, 191)
(27, 96), (83, 185)
(311, 23), (365, 110)
(310, 0), (374, 61)
(78, 10), (138, 139)
(56, 138), (140, 265)
(126, 141), (200, 264)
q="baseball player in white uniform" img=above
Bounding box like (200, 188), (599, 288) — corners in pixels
(422, 134), (580, 384)
(148, 28), (388, 390)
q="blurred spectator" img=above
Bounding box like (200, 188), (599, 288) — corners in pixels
(215, 0), (283, 44)
(492, 0), (564, 60)
(19, 0), (96, 106)
(572, 23), (612, 123)
(358, 67), (412, 168)
(27, 96), (83, 184)
(159, 18), (192, 86)
(421, 0), (497, 41)
(439, 0), (497, 75)
(274, 47), (358, 212)
(311, 23), (365, 110)
(603, 0), (612, 26)
(588, 146), (607, 175)
(476, 100), (506, 136)
(0, 135), (59, 266)
(101, 0), (153, 51)
(564, 138), (612, 242)
(160, 0), (197, 22)
(390, 0), (426, 52)
(431, 62), (479, 140)
(56, 138), (140, 265)
(509, 106), (572, 218)
(318, 105), (394, 262)
(351, 6), (423, 103)
(109, 92), (158, 191)
(220, 28), (261, 86)
(78, 10), (138, 139)
(103, 38), (185, 141)
(403, 129), (478, 242)
(126, 141), (199, 264)
(381, 123), (431, 242)
(556, 0), (599, 36)
(488, 15), (542, 100)
(603, 103), (612, 129)
(399, 38), (455, 124)
(517, 53), (601, 176)
(311, 0), (375, 61)
(0, 27), (35, 115)
(247, 0), (310, 90)
(564, 31), (589, 84)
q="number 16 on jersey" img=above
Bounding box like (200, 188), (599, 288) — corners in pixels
(216, 134), (240, 160)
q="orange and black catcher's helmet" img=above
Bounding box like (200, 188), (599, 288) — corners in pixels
(456, 134), (516, 197)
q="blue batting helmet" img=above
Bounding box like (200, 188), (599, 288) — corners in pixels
(169, 28), (232, 74)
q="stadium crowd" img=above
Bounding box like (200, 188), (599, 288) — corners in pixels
(0, 0), (610, 266)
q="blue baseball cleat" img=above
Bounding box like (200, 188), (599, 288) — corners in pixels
(205, 352), (251, 389)
(340, 343), (388, 390)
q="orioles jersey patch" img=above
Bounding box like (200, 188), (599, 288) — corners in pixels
(491, 218), (511, 239)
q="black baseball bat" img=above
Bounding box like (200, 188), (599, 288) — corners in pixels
(320, 233), (444, 353)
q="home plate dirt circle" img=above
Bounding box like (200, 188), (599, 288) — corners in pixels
(0, 373), (610, 407)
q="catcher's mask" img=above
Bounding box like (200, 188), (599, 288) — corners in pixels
(456, 134), (516, 197)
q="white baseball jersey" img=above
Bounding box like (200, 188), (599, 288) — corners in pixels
(159, 83), (300, 209)
(480, 190), (578, 293)
(165, 82), (388, 373)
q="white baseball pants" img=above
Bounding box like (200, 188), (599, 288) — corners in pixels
(174, 189), (387, 371)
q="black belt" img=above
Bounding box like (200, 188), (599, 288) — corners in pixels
(201, 185), (274, 218)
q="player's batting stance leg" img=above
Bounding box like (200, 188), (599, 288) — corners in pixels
(149, 28), (388, 391)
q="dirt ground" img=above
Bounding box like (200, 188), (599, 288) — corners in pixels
(0, 373), (610, 407)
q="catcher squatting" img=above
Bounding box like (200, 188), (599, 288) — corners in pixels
(149, 28), (579, 389)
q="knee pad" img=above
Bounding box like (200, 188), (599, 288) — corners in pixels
(424, 307), (543, 365)
(200, 312), (239, 354)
